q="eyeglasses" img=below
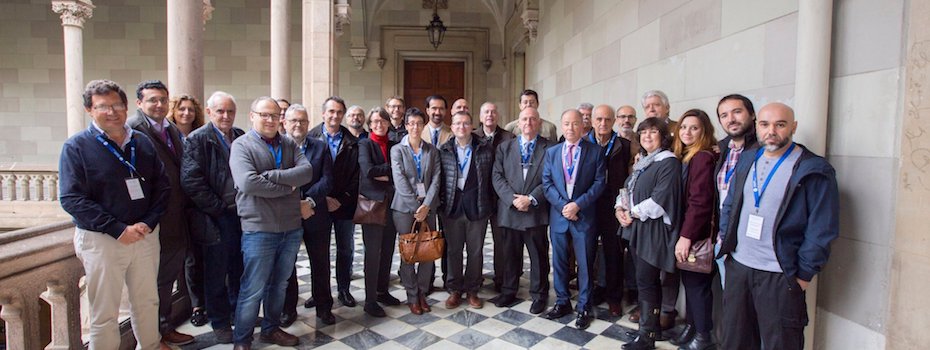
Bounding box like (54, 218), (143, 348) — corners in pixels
(143, 97), (169, 104)
(92, 104), (127, 112)
(252, 111), (279, 121)
(285, 119), (310, 125)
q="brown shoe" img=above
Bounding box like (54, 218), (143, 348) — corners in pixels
(159, 341), (173, 350)
(233, 343), (251, 350)
(467, 293), (483, 309)
(408, 302), (423, 315)
(259, 328), (299, 347)
(418, 293), (431, 312)
(608, 302), (623, 317)
(162, 330), (195, 346)
(628, 306), (641, 323)
(445, 291), (462, 309)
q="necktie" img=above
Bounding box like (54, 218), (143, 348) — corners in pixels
(432, 129), (439, 145)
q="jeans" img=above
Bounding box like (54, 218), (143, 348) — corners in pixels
(233, 228), (302, 344)
(203, 212), (243, 330)
(333, 219), (356, 291)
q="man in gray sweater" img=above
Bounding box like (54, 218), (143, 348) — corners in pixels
(229, 96), (313, 350)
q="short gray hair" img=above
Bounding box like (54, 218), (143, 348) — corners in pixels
(206, 91), (236, 109)
(578, 102), (594, 111)
(285, 103), (308, 119)
(347, 105), (365, 114)
(641, 90), (669, 108)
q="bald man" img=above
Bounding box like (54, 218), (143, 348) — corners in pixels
(716, 103), (839, 350)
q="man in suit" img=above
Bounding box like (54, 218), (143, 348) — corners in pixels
(127, 80), (194, 347)
(421, 95), (452, 146)
(542, 109), (606, 330)
(307, 96), (360, 320)
(473, 102), (514, 291)
(490, 107), (551, 313)
(587, 105), (632, 316)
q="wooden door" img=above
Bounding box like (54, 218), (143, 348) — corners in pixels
(404, 60), (464, 126)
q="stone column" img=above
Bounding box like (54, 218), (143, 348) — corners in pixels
(167, 0), (205, 103)
(51, 0), (94, 137)
(792, 2), (833, 349)
(302, 0), (337, 124)
(271, 0), (291, 100)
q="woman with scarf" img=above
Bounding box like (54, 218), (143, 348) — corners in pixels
(616, 117), (682, 350)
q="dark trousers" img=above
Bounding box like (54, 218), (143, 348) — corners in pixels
(332, 219), (356, 292)
(661, 270), (680, 315)
(157, 231), (188, 334)
(551, 226), (596, 311)
(394, 212), (436, 302)
(631, 247), (663, 311)
(500, 226), (550, 301)
(681, 269), (714, 333)
(284, 216), (335, 314)
(623, 238), (637, 293)
(441, 214), (488, 294)
(202, 211), (243, 330)
(489, 215), (505, 286)
(185, 241), (206, 309)
(598, 230), (624, 303)
(361, 212), (397, 304)
(722, 258), (808, 350)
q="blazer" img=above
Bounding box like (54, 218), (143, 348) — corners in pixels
(542, 139), (606, 234)
(592, 133), (633, 232)
(390, 137), (442, 214)
(308, 124), (359, 220)
(127, 110), (189, 243)
(492, 135), (552, 230)
(421, 123), (452, 146)
(358, 137), (397, 202)
(297, 137), (334, 225)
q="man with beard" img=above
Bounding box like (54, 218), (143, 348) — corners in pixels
(346, 105), (369, 139)
(386, 96), (408, 142)
(616, 105), (640, 155)
(718, 103), (838, 350)
(421, 95), (453, 146)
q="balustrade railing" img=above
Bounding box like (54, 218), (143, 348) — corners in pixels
(0, 163), (59, 202)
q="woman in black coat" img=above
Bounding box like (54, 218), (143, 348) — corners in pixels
(358, 108), (400, 317)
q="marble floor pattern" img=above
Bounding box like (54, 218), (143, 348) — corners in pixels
(175, 226), (684, 349)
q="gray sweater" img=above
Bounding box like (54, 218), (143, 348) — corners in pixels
(230, 131), (313, 233)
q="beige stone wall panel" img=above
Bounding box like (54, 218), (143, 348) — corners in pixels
(658, 0), (721, 59)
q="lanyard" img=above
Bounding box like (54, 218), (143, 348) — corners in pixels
(252, 131), (283, 169)
(589, 132), (617, 156)
(519, 135), (537, 167)
(564, 144), (581, 183)
(752, 143), (796, 209)
(213, 126), (229, 150)
(95, 134), (141, 180)
(411, 148), (423, 181)
(457, 146), (472, 173)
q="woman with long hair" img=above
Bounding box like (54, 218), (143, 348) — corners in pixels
(167, 94), (205, 137)
(616, 117), (682, 350)
(670, 109), (719, 350)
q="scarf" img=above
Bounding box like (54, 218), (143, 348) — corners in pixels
(370, 132), (390, 162)
(627, 148), (672, 196)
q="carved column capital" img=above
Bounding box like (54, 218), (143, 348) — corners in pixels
(334, 2), (351, 37)
(202, 0), (215, 27)
(521, 8), (538, 43)
(350, 47), (368, 70)
(51, 0), (95, 28)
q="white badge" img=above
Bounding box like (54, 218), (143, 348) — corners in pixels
(566, 184), (575, 199)
(416, 183), (426, 198)
(746, 214), (764, 240)
(126, 178), (145, 200)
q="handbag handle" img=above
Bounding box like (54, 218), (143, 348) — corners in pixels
(408, 220), (432, 262)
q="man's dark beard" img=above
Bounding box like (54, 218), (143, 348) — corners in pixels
(727, 121), (753, 139)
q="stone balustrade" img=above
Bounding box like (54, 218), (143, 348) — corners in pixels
(0, 163), (70, 230)
(0, 220), (83, 349)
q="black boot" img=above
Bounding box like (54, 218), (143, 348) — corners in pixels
(669, 324), (695, 346)
(679, 331), (716, 350)
(622, 303), (658, 350)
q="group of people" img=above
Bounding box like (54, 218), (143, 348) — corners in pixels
(60, 78), (839, 350)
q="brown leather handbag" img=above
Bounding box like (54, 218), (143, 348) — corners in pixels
(398, 221), (444, 264)
(676, 236), (715, 274)
(353, 194), (387, 225)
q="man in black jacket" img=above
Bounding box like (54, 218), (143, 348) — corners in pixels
(473, 102), (514, 292)
(438, 111), (495, 309)
(307, 96), (360, 311)
(180, 91), (244, 344)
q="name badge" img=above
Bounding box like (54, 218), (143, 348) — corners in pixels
(746, 214), (764, 240)
(126, 178), (145, 200)
(416, 183), (426, 198)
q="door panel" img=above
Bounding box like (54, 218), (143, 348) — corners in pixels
(404, 60), (464, 126)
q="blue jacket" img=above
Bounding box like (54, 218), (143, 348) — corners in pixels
(718, 144), (839, 282)
(542, 139), (606, 234)
(298, 137), (334, 225)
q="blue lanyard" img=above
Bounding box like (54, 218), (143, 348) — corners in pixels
(95, 134), (141, 180)
(213, 126), (229, 150)
(457, 146), (472, 173)
(324, 131), (343, 160)
(564, 144), (581, 180)
(589, 132), (617, 156)
(252, 131), (283, 169)
(519, 135), (537, 167)
(751, 143), (796, 209)
(411, 148), (423, 181)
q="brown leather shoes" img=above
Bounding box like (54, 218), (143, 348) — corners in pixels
(259, 328), (299, 347)
(233, 343), (251, 350)
(419, 293), (431, 312)
(628, 306), (641, 323)
(162, 330), (195, 346)
(445, 291), (462, 309)
(467, 293), (483, 309)
(409, 302), (423, 315)
(608, 301), (623, 317)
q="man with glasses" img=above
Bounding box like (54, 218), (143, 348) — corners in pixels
(386, 96), (407, 142)
(230, 97), (313, 349)
(127, 79), (195, 347)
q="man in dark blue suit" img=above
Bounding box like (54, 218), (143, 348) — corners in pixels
(542, 109), (606, 330)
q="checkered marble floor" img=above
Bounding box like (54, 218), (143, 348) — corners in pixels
(175, 226), (682, 349)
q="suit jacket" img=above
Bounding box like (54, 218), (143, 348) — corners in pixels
(390, 138), (442, 214)
(308, 124), (359, 220)
(358, 137), (397, 202)
(542, 139), (606, 234)
(591, 133), (632, 232)
(421, 123), (452, 146)
(297, 137), (334, 225)
(128, 110), (189, 244)
(492, 135), (552, 230)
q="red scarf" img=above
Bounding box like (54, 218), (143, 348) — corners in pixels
(370, 132), (389, 162)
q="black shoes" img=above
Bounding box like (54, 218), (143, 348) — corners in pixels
(543, 303), (573, 320)
(377, 293), (402, 306)
(670, 324), (695, 346)
(575, 309), (593, 330)
(191, 308), (208, 327)
(303, 297), (316, 309)
(364, 302), (387, 317)
(338, 291), (357, 307)
(679, 332), (717, 350)
(491, 294), (518, 308)
(317, 309), (336, 325)
(529, 299), (547, 315)
(280, 310), (297, 328)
